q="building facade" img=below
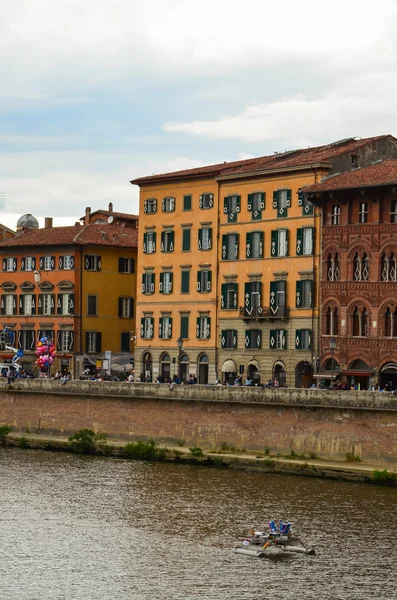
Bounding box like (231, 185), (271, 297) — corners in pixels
(132, 135), (397, 386)
(304, 159), (397, 390)
(0, 208), (138, 377)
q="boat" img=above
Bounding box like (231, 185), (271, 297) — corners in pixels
(234, 520), (315, 557)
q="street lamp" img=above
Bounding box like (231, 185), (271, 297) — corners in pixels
(177, 337), (183, 380)
(330, 337), (336, 386)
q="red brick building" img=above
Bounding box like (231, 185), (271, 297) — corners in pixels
(304, 160), (397, 389)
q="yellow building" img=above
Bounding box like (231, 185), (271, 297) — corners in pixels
(132, 135), (396, 385)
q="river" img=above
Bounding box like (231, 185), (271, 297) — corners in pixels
(0, 448), (396, 600)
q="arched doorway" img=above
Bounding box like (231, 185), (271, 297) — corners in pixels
(379, 363), (397, 391)
(221, 359), (237, 385)
(180, 353), (189, 382)
(247, 361), (260, 385)
(198, 353), (209, 384)
(346, 359), (371, 390)
(295, 361), (313, 388)
(142, 352), (152, 382)
(160, 353), (171, 382)
(273, 361), (287, 386)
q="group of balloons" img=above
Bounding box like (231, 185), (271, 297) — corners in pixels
(35, 336), (56, 370)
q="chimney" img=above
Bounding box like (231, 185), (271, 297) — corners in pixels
(85, 207), (91, 225)
(44, 217), (53, 228)
(108, 202), (113, 213)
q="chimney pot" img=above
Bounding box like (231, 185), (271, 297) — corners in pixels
(108, 202), (113, 213)
(85, 207), (91, 225)
(44, 217), (53, 228)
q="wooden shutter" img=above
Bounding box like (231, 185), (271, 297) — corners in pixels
(269, 329), (276, 349)
(281, 329), (287, 350)
(57, 294), (63, 315)
(296, 280), (302, 308)
(286, 189), (292, 207)
(56, 331), (62, 351)
(161, 231), (165, 252)
(207, 270), (212, 292)
(246, 232), (252, 258)
(221, 330), (226, 348)
(206, 317), (211, 339)
(12, 294), (17, 315)
(31, 295), (36, 315)
(196, 317), (200, 338)
(207, 228), (212, 249)
(21, 258), (25, 271)
(95, 332), (102, 353)
(220, 283), (226, 309)
(270, 281), (277, 314)
(118, 297), (123, 317)
(232, 283), (238, 309)
(118, 257), (123, 272)
(298, 191), (304, 206)
(143, 232), (148, 253)
(59, 256), (64, 270)
(144, 200), (148, 213)
(169, 230), (175, 251)
(272, 191), (278, 209)
(68, 293), (74, 314)
(162, 198), (165, 212)
(159, 317), (163, 339)
(271, 230), (278, 256)
(37, 294), (43, 315)
(232, 329), (238, 349)
(259, 231), (264, 257)
(296, 329), (302, 349)
(159, 272), (164, 292)
(140, 318), (145, 338)
(17, 330), (22, 349)
(198, 228), (203, 250)
(221, 234), (228, 259)
(68, 331), (74, 351)
(223, 197), (228, 214)
(150, 273), (155, 293)
(50, 294), (55, 315)
(296, 228), (303, 255)
(234, 233), (239, 259)
(0, 295), (5, 315)
(182, 228), (190, 251)
(247, 193), (253, 212)
(32, 257), (36, 270)
(197, 271), (201, 292)
(285, 230), (289, 256)
(19, 295), (24, 315)
(129, 298), (134, 317)
(39, 257), (44, 270)
(244, 282), (252, 312)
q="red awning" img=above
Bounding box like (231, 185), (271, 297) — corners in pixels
(340, 370), (372, 376)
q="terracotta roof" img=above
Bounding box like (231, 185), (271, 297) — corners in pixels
(0, 222), (138, 249)
(81, 209), (139, 222)
(302, 160), (397, 194)
(131, 135), (396, 185)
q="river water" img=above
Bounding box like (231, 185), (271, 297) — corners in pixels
(1, 448), (396, 600)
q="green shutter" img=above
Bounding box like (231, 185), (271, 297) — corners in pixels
(181, 315), (189, 339)
(286, 189), (292, 207)
(196, 317), (200, 338)
(246, 232), (252, 258)
(309, 227), (315, 255)
(308, 280), (313, 308)
(296, 329), (302, 349)
(223, 197), (228, 215)
(270, 281), (277, 314)
(143, 232), (147, 253)
(244, 282), (252, 311)
(259, 231), (264, 258)
(206, 317), (211, 339)
(169, 231), (175, 251)
(181, 270), (190, 293)
(271, 230), (278, 256)
(168, 317), (173, 338)
(236, 195), (241, 213)
(282, 329), (287, 349)
(182, 228), (191, 251)
(221, 330), (226, 348)
(159, 272), (164, 293)
(233, 283), (238, 309)
(161, 231), (165, 251)
(221, 283), (226, 309)
(272, 190), (278, 209)
(247, 193), (253, 211)
(235, 233), (239, 259)
(221, 234), (228, 259)
(296, 228), (303, 255)
(260, 192), (265, 209)
(285, 229), (289, 256)
(233, 329), (237, 349)
(198, 228), (203, 250)
(207, 270), (212, 292)
(298, 191), (304, 206)
(269, 329), (276, 349)
(197, 271), (201, 292)
(183, 195), (192, 210)
(296, 280), (302, 308)
(208, 227), (212, 249)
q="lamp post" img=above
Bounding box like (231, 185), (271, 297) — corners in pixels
(177, 337), (183, 380)
(330, 337), (336, 386)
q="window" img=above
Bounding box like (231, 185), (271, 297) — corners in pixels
(297, 192), (314, 215)
(180, 315), (189, 339)
(20, 294), (36, 316)
(58, 330), (74, 352)
(327, 253), (340, 281)
(351, 154), (358, 167)
(245, 329), (261, 349)
(38, 329), (54, 343)
(296, 227), (314, 255)
(221, 282), (238, 310)
(270, 329), (287, 350)
(384, 307), (397, 338)
(44, 256), (54, 270)
(3, 257), (16, 272)
(224, 195), (240, 222)
(381, 252), (397, 281)
(142, 272), (155, 295)
(118, 257), (135, 273)
(2, 294), (16, 315)
(270, 280), (286, 317)
(198, 227), (212, 250)
(296, 280), (313, 308)
(118, 297), (134, 318)
(197, 270), (212, 292)
(273, 189), (291, 218)
(121, 332), (130, 352)
(161, 230), (174, 252)
(160, 272), (173, 294)
(353, 252), (369, 281)
(18, 330), (35, 351)
(43, 294), (53, 315)
(326, 307), (339, 336)
(57, 293), (74, 315)
(359, 202), (368, 223)
(196, 316), (211, 339)
(244, 281), (262, 317)
(296, 329), (311, 350)
(331, 205), (341, 225)
(159, 316), (172, 339)
(181, 270), (190, 294)
(246, 231), (264, 259)
(352, 307), (368, 337)
(248, 192), (265, 220)
(271, 229), (289, 257)
(140, 317), (154, 339)
(87, 295), (97, 316)
(84, 255), (101, 271)
(144, 198), (157, 214)
(162, 196), (175, 212)
(391, 200), (397, 223)
(222, 233), (239, 260)
(86, 331), (102, 352)
(22, 256), (35, 271)
(221, 329), (237, 349)
(143, 231), (156, 254)
(182, 228), (191, 252)
(199, 193), (214, 209)
(183, 195), (192, 211)
(59, 255), (75, 270)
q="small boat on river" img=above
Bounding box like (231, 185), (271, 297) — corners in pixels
(235, 520), (315, 557)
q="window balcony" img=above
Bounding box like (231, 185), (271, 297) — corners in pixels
(239, 306), (290, 321)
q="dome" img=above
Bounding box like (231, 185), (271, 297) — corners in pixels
(16, 213), (39, 231)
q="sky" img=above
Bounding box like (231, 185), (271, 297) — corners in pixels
(1, 0), (397, 230)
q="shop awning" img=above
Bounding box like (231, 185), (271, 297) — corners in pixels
(340, 370), (372, 376)
(313, 372), (337, 380)
(221, 359), (237, 372)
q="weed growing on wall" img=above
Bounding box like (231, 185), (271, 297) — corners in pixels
(123, 438), (167, 460)
(0, 424), (12, 442)
(68, 429), (108, 454)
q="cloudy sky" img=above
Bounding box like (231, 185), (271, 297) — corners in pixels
(1, 0), (397, 229)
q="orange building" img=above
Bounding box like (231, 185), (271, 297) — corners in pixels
(132, 135), (397, 386)
(0, 207), (138, 377)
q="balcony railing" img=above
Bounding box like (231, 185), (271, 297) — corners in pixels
(239, 306), (290, 320)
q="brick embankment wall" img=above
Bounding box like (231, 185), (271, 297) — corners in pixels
(1, 380), (397, 463)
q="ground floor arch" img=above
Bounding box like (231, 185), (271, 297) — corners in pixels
(198, 353), (209, 384)
(160, 352), (171, 382)
(142, 352), (153, 382)
(180, 353), (189, 382)
(273, 361), (286, 387)
(221, 358), (237, 385)
(295, 361), (313, 388)
(247, 361), (261, 385)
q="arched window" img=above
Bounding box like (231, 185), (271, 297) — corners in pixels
(383, 306), (397, 337)
(327, 253), (340, 281)
(353, 252), (369, 281)
(352, 306), (368, 337)
(326, 306), (339, 336)
(333, 308), (339, 335)
(381, 252), (397, 281)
